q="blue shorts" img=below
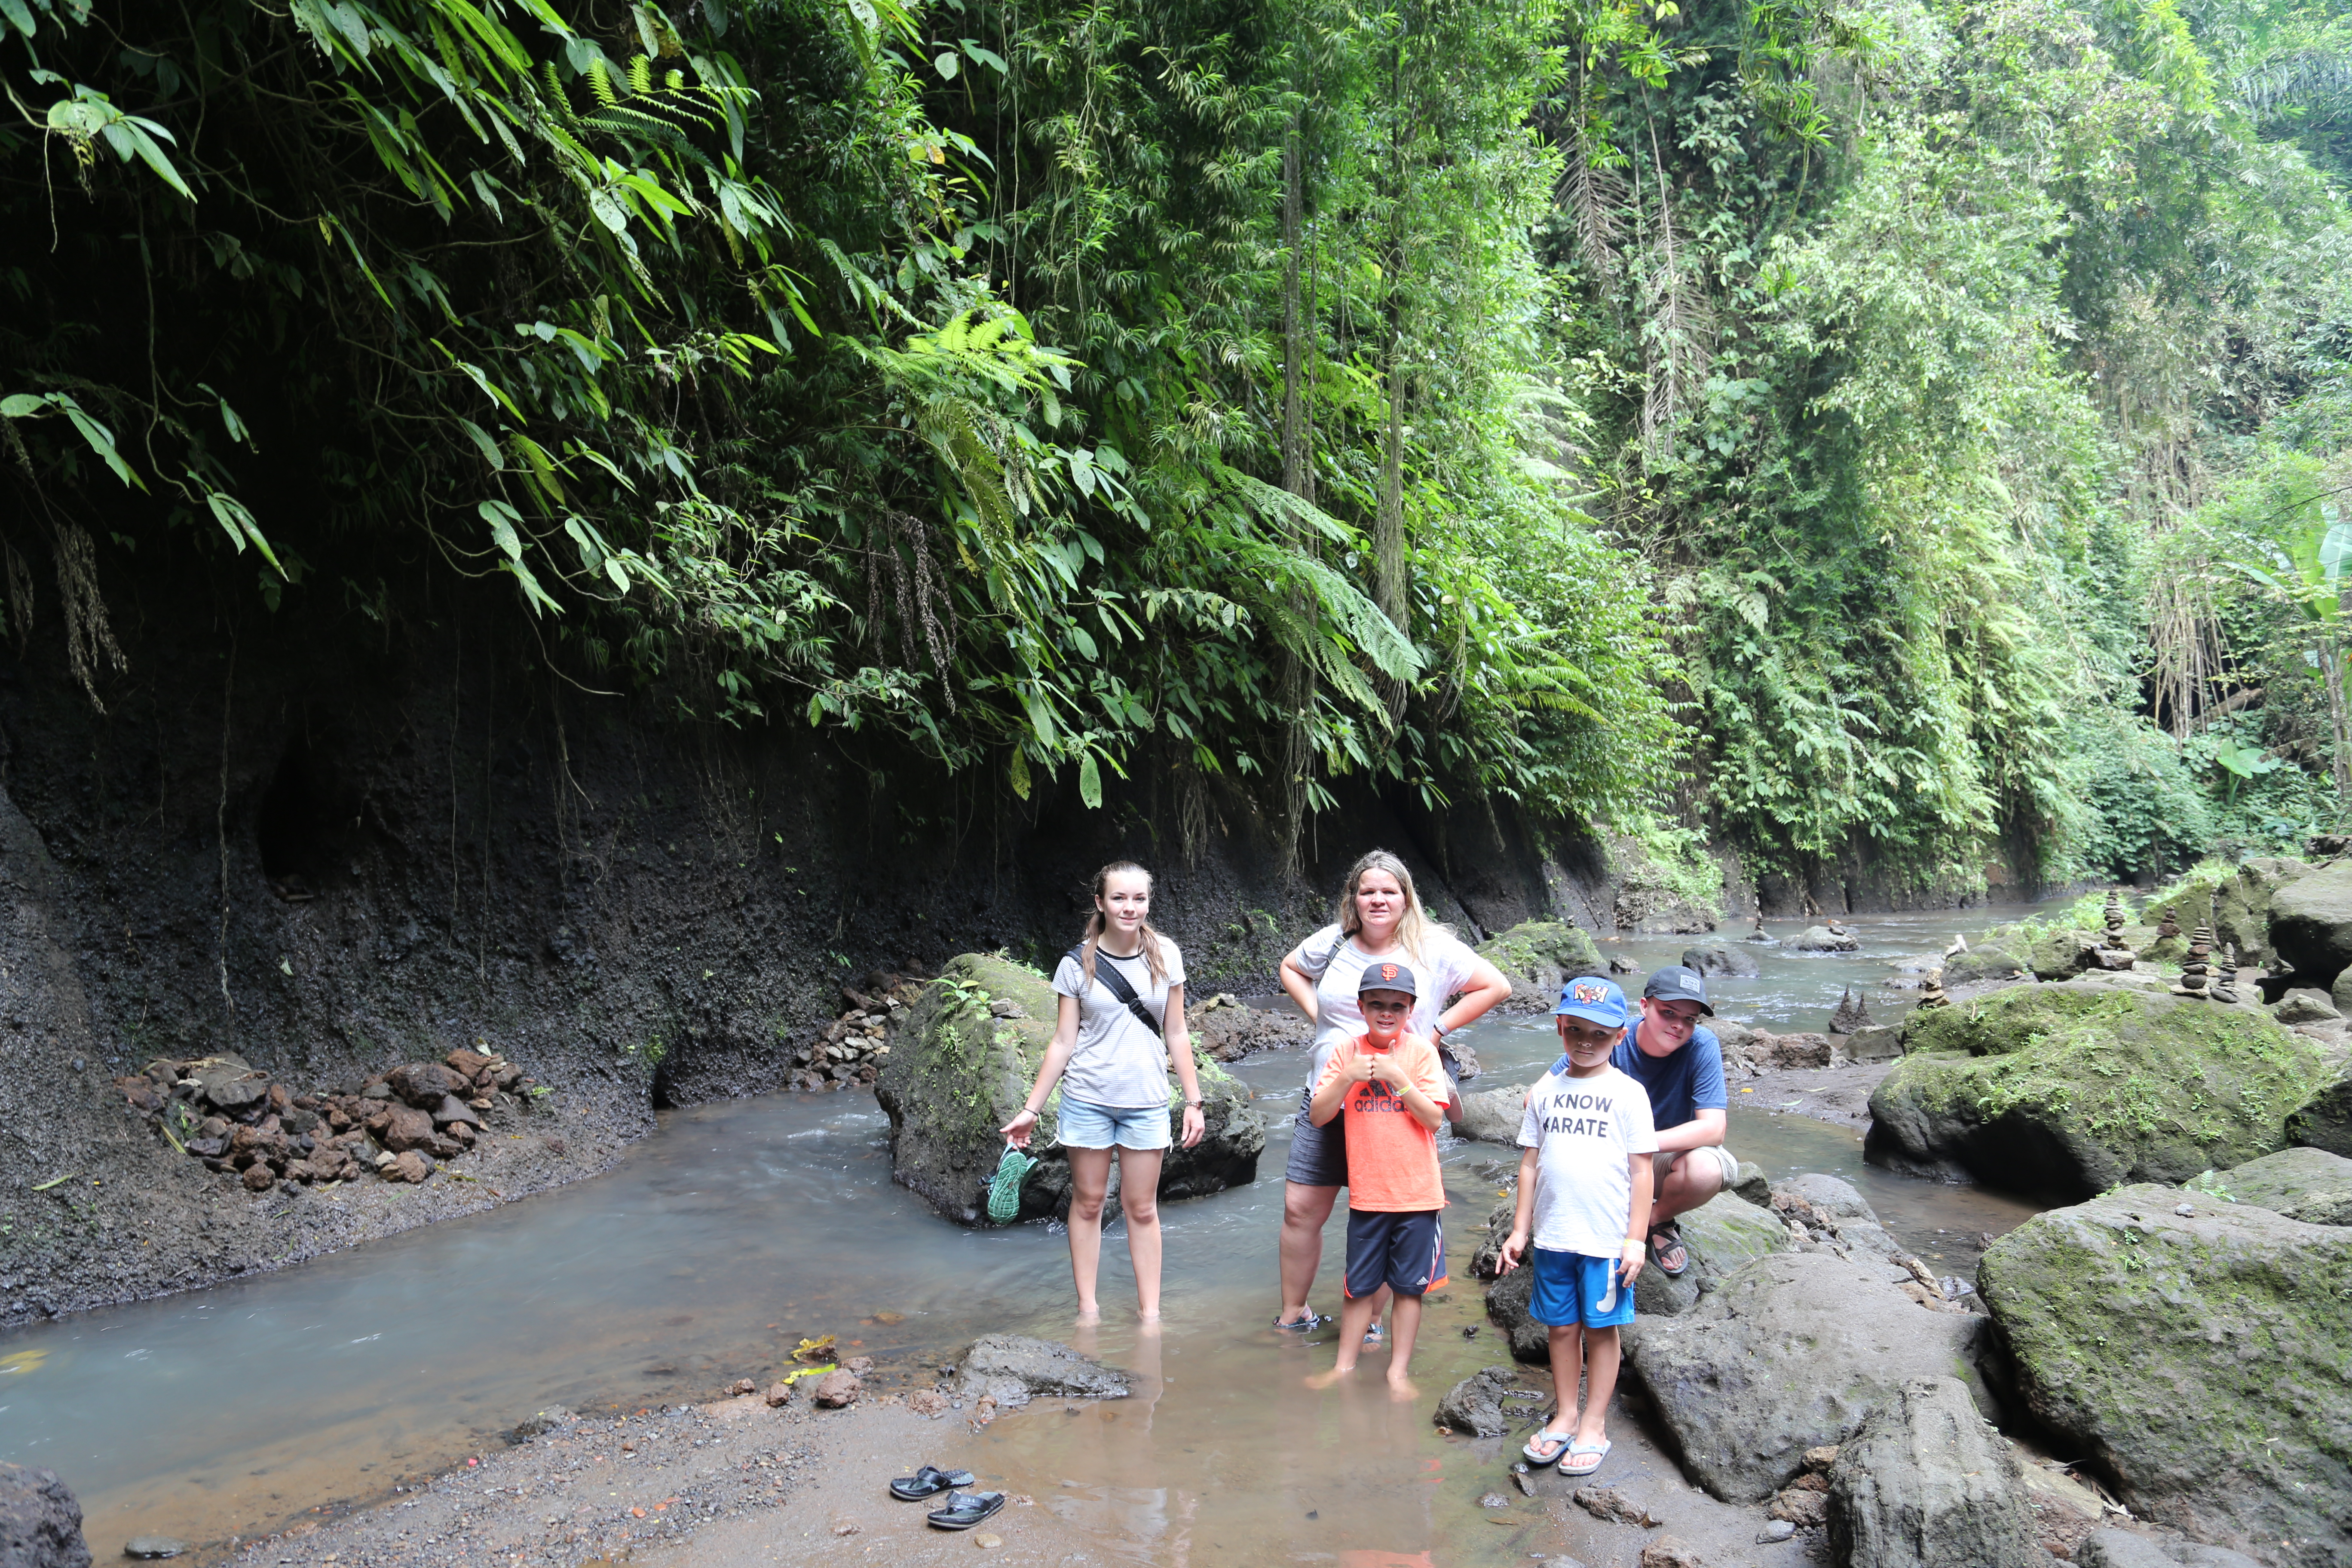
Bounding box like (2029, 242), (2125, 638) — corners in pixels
(1343, 1209), (1448, 1299)
(1057, 1095), (1173, 1151)
(1529, 1247), (1634, 1329)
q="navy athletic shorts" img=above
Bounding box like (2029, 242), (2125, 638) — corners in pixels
(1343, 1208), (1448, 1298)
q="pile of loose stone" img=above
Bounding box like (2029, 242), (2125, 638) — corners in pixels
(114, 1045), (537, 1191)
(788, 976), (921, 1092)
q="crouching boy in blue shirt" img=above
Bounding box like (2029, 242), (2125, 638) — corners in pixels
(1497, 975), (1657, 1479)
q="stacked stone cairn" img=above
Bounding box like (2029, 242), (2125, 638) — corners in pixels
(2092, 889), (2138, 970)
(1915, 969), (1951, 1010)
(1828, 988), (1874, 1034)
(115, 1046), (537, 1191)
(2157, 905), (2181, 940)
(2212, 942), (2241, 1004)
(2172, 922), (2217, 1000)
(789, 974), (921, 1091)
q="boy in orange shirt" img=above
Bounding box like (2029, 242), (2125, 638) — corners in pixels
(1305, 962), (1451, 1390)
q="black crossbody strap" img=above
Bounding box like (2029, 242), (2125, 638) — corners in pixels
(1067, 945), (1162, 1038)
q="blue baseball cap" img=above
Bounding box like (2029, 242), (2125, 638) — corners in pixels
(1553, 975), (1632, 1029)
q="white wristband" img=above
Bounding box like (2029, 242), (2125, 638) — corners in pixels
(1621, 1238), (1647, 1257)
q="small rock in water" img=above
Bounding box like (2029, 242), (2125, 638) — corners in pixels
(763, 1382), (793, 1407)
(1513, 1470), (1535, 1497)
(1478, 1492), (1510, 1508)
(1572, 1486), (1660, 1527)
(1755, 1519), (1798, 1543)
(843, 1355), (874, 1374)
(905, 1389), (949, 1417)
(125, 1538), (189, 1559)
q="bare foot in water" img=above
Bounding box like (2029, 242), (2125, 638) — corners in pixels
(1075, 1307), (1102, 1327)
(1385, 1373), (1419, 1401)
(1304, 1364), (1357, 1390)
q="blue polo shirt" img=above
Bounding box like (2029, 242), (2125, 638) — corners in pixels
(1608, 1020), (1726, 1131)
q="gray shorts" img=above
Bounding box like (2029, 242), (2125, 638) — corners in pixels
(1283, 1073), (1463, 1189)
(1285, 1086), (1347, 1187)
(1654, 1144), (1739, 1193)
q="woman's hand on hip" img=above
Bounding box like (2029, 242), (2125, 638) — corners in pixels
(1179, 1103), (1206, 1149)
(999, 1108), (1038, 1147)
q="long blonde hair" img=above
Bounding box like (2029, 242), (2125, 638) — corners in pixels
(1336, 848), (1439, 963)
(1081, 861), (1170, 988)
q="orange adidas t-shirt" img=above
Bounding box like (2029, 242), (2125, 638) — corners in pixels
(1315, 1031), (1449, 1211)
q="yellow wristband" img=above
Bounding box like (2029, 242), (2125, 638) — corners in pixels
(1622, 1238), (1647, 1257)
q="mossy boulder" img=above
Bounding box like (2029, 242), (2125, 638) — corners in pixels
(2022, 927), (2103, 980)
(873, 953), (1264, 1225)
(1942, 946), (2024, 986)
(1978, 1184), (2352, 1565)
(2216, 1145), (2352, 1224)
(1866, 982), (2335, 1200)
(1475, 920), (1605, 1008)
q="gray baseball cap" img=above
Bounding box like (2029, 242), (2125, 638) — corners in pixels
(1642, 965), (1714, 1016)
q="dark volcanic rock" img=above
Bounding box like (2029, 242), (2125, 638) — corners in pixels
(429, 1094), (483, 1129)
(1792, 925), (1859, 953)
(809, 1370), (861, 1408)
(2266, 856), (2352, 986)
(387, 1063), (466, 1109)
(1185, 1001), (1310, 1062)
(1455, 1084), (1529, 1145)
(951, 1333), (1130, 1406)
(1619, 1253), (1999, 1503)
(1867, 982), (2334, 1199)
(1979, 1184), (2351, 1566)
(1433, 1365), (1523, 1438)
(2288, 1065), (2352, 1158)
(1487, 1194), (1791, 1354)
(1680, 944), (1759, 978)
(1826, 1376), (2038, 1568)
(0, 1464), (90, 1568)
(2072, 1530), (2265, 1568)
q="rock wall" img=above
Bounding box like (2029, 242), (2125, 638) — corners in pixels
(0, 573), (1635, 1322)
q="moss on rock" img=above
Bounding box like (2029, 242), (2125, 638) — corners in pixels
(1476, 920), (1605, 1009)
(1868, 982), (2334, 1200)
(874, 952), (1263, 1225)
(1978, 1183), (2352, 1565)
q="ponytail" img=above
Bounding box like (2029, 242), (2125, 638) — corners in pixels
(1081, 860), (1169, 989)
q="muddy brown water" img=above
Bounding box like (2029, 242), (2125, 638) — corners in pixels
(0, 910), (2043, 1562)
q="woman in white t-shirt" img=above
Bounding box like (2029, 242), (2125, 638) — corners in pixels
(1002, 861), (1206, 1323)
(1271, 849), (1511, 1331)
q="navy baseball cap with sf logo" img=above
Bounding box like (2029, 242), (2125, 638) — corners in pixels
(1553, 975), (1632, 1028)
(1357, 961), (1419, 998)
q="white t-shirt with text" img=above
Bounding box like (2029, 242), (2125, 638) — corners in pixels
(1050, 939), (1185, 1110)
(1517, 1063), (1659, 1257)
(1293, 923), (1483, 1092)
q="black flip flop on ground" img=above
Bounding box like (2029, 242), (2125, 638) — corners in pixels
(889, 1466), (977, 1501)
(926, 1490), (1008, 1530)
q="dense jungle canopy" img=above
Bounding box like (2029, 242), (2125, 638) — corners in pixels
(7, 0), (2352, 896)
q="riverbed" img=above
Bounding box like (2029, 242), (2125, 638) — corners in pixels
(0, 909), (2043, 1562)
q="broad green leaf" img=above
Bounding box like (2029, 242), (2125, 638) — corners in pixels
(1007, 744), (1031, 800)
(933, 50), (959, 80)
(479, 498), (524, 561)
(55, 398), (144, 490)
(503, 557), (562, 617)
(0, 393), (50, 417)
(458, 418), (504, 470)
(1078, 752), (1102, 810)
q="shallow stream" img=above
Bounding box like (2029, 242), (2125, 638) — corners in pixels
(0, 908), (2044, 1563)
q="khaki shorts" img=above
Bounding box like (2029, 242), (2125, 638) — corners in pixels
(1653, 1144), (1739, 1193)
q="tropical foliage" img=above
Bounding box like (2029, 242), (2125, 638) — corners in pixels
(9, 0), (2352, 892)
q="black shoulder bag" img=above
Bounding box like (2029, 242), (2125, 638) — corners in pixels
(1067, 945), (1162, 1038)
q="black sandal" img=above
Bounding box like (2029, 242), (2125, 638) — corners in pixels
(926, 1490), (1007, 1529)
(889, 1465), (977, 1500)
(1271, 1310), (1329, 1332)
(1650, 1221), (1690, 1278)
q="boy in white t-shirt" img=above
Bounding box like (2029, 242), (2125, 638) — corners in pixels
(1497, 975), (1657, 1479)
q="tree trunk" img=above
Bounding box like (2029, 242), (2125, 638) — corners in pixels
(1277, 120), (1317, 879)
